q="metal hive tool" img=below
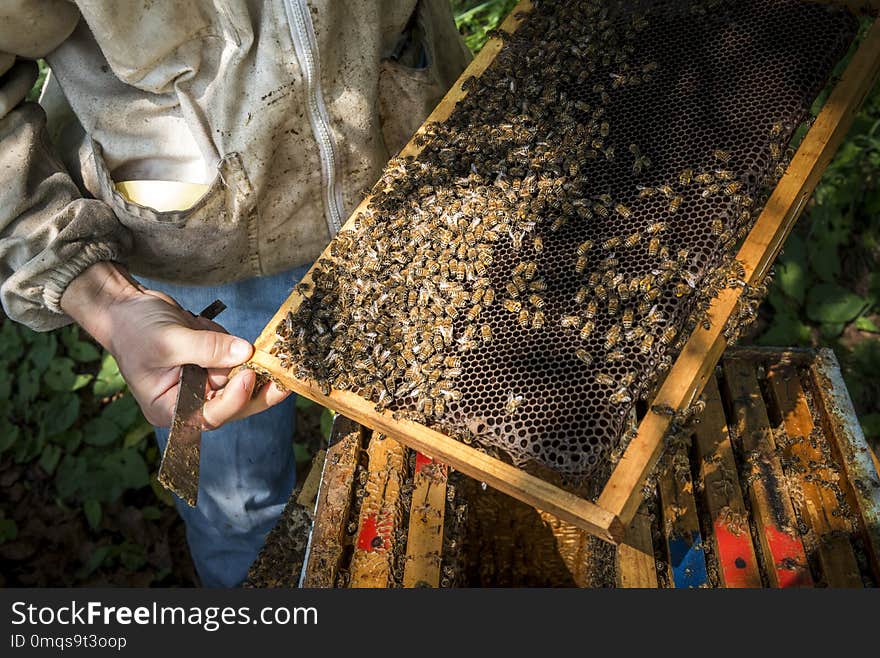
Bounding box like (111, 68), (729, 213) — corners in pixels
(269, 0), (857, 484)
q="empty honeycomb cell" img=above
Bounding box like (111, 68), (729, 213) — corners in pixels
(274, 0), (856, 482)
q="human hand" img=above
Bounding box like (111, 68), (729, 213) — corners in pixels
(60, 262), (290, 427)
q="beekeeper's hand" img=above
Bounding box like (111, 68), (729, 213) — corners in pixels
(60, 262), (290, 427)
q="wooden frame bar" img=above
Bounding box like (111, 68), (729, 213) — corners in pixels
(249, 4), (880, 545)
(402, 453), (448, 588)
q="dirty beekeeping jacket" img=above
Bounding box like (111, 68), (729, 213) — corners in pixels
(0, 0), (470, 330)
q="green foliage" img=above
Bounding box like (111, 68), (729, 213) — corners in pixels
(758, 80), (880, 444)
(0, 320), (160, 580)
(452, 0), (519, 53)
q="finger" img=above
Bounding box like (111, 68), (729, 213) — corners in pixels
(206, 367), (230, 390)
(192, 316), (229, 334)
(202, 368), (257, 429)
(226, 381), (292, 423)
(163, 325), (253, 368)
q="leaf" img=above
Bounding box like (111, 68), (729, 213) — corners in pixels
(82, 417), (122, 447)
(67, 341), (101, 363)
(27, 332), (57, 372)
(92, 353), (126, 397)
(83, 499), (102, 530)
(102, 394), (141, 430)
(296, 396), (316, 411)
(806, 283), (867, 324)
(819, 322), (846, 339)
(141, 505), (162, 521)
(0, 419), (19, 454)
(39, 444), (62, 475)
(101, 448), (150, 496)
(55, 455), (88, 500)
(43, 394), (80, 437)
(71, 374), (94, 391)
(0, 518), (18, 544)
(758, 312), (811, 346)
(855, 316), (880, 333)
(776, 259), (808, 305)
(50, 429), (82, 453)
(43, 357), (77, 392)
(76, 545), (112, 579)
(860, 412), (880, 439)
(15, 362), (40, 405)
(320, 407), (335, 440)
(123, 421), (154, 448)
(0, 321), (23, 362)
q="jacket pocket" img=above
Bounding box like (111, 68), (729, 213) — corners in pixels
(378, 15), (449, 156)
(88, 140), (261, 284)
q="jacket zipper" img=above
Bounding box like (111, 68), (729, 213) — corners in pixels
(282, 0), (346, 235)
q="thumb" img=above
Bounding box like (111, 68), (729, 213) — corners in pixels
(164, 325), (254, 368)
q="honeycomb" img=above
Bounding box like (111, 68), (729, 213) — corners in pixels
(272, 0), (856, 481)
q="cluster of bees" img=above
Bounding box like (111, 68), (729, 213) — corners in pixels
(270, 0), (801, 477)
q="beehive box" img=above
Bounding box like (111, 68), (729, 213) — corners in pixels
(247, 348), (880, 588)
(247, 0), (880, 540)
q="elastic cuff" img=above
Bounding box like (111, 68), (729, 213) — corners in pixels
(41, 240), (120, 315)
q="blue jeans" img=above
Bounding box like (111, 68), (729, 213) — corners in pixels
(139, 266), (309, 587)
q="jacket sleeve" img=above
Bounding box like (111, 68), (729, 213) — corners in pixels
(0, 1), (132, 331)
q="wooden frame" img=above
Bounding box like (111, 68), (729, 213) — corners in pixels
(249, 1), (880, 545)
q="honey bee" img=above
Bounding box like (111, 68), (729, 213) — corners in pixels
(607, 295), (619, 315)
(647, 221), (668, 235)
(466, 304), (482, 321)
(678, 169), (693, 186)
(770, 122), (783, 138)
(711, 217), (724, 236)
(606, 349), (625, 363)
(624, 232), (641, 248)
(648, 236), (661, 257)
(577, 240), (593, 256)
(602, 236), (622, 250)
(503, 299), (522, 313)
(673, 282), (692, 297)
(694, 172), (714, 185)
(724, 181), (742, 195)
(531, 310), (545, 329)
(640, 333), (655, 354)
(483, 287), (495, 305)
(533, 236), (544, 253)
(594, 284), (607, 301)
(518, 309), (531, 329)
(769, 141), (781, 159)
(622, 307), (634, 329)
(658, 184), (675, 198)
(529, 278), (547, 292)
(701, 183), (720, 198)
(713, 149), (732, 163)
(584, 299), (599, 320)
(480, 324), (493, 343)
(600, 121), (610, 137)
(504, 391), (523, 416)
(505, 281), (520, 298)
(575, 255), (589, 274)
(658, 325), (677, 347)
(610, 387), (633, 405)
(668, 195), (683, 213)
(593, 203), (609, 218)
(575, 348), (593, 366)
(638, 185), (656, 198)
(561, 315), (582, 329)
(580, 320), (596, 340)
(595, 373), (616, 387)
(604, 324), (622, 349)
(615, 204), (632, 219)
(550, 217), (567, 232)
(528, 293), (545, 309)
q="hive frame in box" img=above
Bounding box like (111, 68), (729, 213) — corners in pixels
(248, 0), (880, 544)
